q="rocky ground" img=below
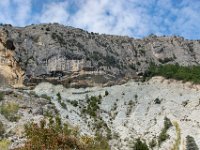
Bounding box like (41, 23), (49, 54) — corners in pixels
(0, 23), (200, 150)
(0, 88), (57, 149)
(32, 76), (200, 150)
(0, 76), (200, 149)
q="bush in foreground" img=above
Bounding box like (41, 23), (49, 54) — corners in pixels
(17, 116), (110, 150)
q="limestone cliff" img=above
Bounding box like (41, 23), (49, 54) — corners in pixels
(0, 32), (24, 88)
(0, 23), (200, 87)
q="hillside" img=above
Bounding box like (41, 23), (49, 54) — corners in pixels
(0, 77), (200, 149)
(0, 23), (200, 88)
(0, 23), (200, 150)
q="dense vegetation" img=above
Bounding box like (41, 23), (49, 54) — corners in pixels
(17, 116), (110, 150)
(146, 63), (200, 84)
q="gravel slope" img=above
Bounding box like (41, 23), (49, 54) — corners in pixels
(34, 77), (200, 150)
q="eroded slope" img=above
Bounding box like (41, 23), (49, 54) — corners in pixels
(33, 77), (200, 150)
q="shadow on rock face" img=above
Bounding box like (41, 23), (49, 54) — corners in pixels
(5, 39), (15, 50)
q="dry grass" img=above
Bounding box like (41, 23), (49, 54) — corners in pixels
(171, 121), (181, 150)
(0, 139), (10, 150)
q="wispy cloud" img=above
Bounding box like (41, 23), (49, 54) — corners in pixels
(0, 0), (32, 26)
(0, 0), (200, 39)
(71, 0), (151, 36)
(35, 1), (70, 24)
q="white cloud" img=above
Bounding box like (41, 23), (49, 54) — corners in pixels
(165, 2), (200, 39)
(0, 0), (200, 39)
(13, 0), (32, 26)
(0, 0), (10, 7)
(70, 0), (153, 37)
(0, 0), (32, 26)
(36, 1), (70, 24)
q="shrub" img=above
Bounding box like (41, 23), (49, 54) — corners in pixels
(186, 135), (199, 150)
(128, 100), (134, 106)
(105, 55), (118, 67)
(126, 100), (134, 117)
(84, 133), (110, 150)
(41, 94), (51, 101)
(18, 117), (84, 150)
(82, 96), (101, 117)
(105, 90), (109, 96)
(56, 92), (61, 101)
(133, 138), (149, 150)
(29, 91), (39, 98)
(158, 129), (169, 146)
(70, 100), (78, 107)
(60, 102), (67, 109)
(0, 102), (20, 122)
(0, 121), (5, 137)
(0, 92), (4, 101)
(56, 93), (68, 109)
(134, 94), (138, 100)
(18, 116), (110, 150)
(158, 117), (172, 146)
(129, 64), (136, 70)
(46, 27), (50, 31)
(139, 49), (146, 55)
(149, 138), (156, 149)
(98, 94), (102, 100)
(154, 98), (161, 104)
(164, 117), (172, 129)
(137, 62), (141, 66)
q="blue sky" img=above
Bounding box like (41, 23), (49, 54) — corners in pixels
(0, 0), (200, 39)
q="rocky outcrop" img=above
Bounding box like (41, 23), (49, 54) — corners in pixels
(0, 32), (24, 88)
(0, 23), (200, 87)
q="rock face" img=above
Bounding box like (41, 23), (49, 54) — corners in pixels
(0, 30), (24, 88)
(0, 23), (200, 87)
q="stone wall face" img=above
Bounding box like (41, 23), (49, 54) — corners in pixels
(0, 40), (24, 87)
(47, 56), (86, 73)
